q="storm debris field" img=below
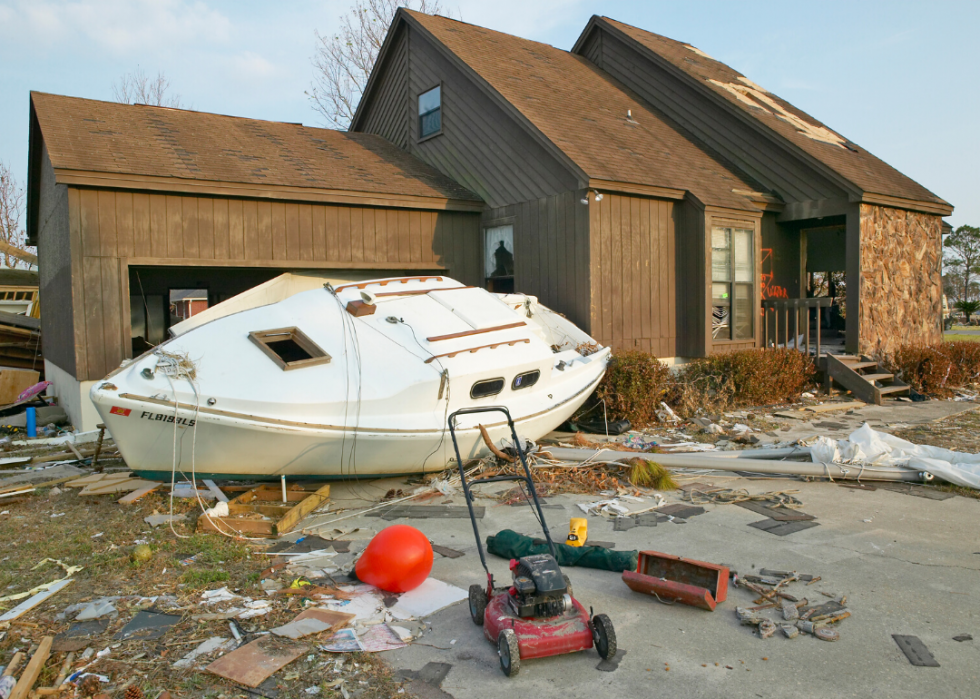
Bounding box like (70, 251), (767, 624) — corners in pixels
(0, 397), (978, 699)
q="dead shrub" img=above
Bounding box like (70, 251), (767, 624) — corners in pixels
(676, 348), (816, 414)
(886, 340), (980, 396)
(594, 350), (673, 427)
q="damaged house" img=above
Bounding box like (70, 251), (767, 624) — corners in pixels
(26, 10), (952, 430)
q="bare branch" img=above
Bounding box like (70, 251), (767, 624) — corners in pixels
(0, 162), (35, 270)
(112, 66), (182, 108)
(309, 0), (451, 129)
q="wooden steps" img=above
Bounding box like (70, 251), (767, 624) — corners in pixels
(824, 354), (910, 405)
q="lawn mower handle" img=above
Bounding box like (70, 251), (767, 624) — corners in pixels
(448, 406), (559, 580)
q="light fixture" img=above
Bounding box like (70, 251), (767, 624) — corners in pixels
(594, 191), (604, 202)
(580, 190), (604, 205)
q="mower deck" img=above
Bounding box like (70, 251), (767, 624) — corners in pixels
(483, 592), (594, 660)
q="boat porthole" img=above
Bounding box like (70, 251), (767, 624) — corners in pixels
(470, 378), (505, 399)
(512, 370), (540, 390)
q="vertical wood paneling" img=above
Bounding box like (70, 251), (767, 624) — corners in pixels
(81, 256), (105, 378)
(166, 195), (183, 258)
(419, 211), (434, 263)
(271, 202), (286, 260)
(357, 208), (371, 262)
(212, 199), (229, 260)
(284, 203), (300, 260)
(69, 188), (86, 377)
(408, 210), (421, 263)
(298, 204), (313, 261)
(325, 206), (340, 260)
(198, 198), (214, 260)
(339, 207), (352, 262)
(228, 199), (245, 260)
(149, 195), (167, 258)
(115, 192), (134, 259)
(97, 190), (116, 257)
(182, 196), (199, 258)
(79, 190), (100, 257)
(100, 257), (123, 371)
(312, 205), (326, 260)
(255, 201), (271, 260)
(638, 198), (651, 349)
(133, 193), (151, 258)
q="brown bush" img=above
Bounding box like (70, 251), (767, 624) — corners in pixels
(886, 340), (980, 396)
(677, 348), (816, 413)
(594, 349), (673, 427)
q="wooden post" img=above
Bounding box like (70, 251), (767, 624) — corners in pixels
(804, 301), (811, 356)
(9, 635), (52, 699)
(91, 424), (106, 470)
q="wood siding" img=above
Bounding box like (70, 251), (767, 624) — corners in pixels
(359, 27), (410, 149)
(64, 188), (481, 381)
(589, 193), (676, 356)
(35, 142), (75, 375)
(484, 191), (591, 333)
(583, 29), (848, 206)
(397, 26), (580, 209)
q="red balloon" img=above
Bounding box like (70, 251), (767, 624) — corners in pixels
(355, 524), (433, 593)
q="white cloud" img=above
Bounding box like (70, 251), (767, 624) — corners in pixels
(230, 51), (276, 79)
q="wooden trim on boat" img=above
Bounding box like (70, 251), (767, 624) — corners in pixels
(423, 339), (530, 364)
(426, 321), (527, 343)
(373, 286), (470, 298)
(334, 276), (444, 292)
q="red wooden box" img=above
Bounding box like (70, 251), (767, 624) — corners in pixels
(622, 550), (729, 611)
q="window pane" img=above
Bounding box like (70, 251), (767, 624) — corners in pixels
(734, 229), (753, 282)
(485, 225), (514, 279)
(419, 86), (441, 138)
(734, 283), (753, 339)
(712, 304), (731, 340)
(711, 282), (730, 305)
(711, 227), (731, 282)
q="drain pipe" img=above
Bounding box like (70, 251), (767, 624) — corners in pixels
(545, 447), (932, 483)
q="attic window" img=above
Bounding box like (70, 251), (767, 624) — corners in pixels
(419, 85), (442, 139)
(248, 327), (331, 371)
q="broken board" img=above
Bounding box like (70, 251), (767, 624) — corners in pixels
(206, 636), (306, 687)
(197, 483), (330, 538)
(892, 634), (940, 667)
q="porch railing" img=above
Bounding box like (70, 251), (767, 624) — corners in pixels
(762, 297), (834, 358)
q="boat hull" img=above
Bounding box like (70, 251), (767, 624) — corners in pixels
(95, 370), (605, 481)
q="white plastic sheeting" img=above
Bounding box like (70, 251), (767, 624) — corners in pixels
(811, 423), (980, 489)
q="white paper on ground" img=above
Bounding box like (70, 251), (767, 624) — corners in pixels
(173, 636), (235, 669)
(320, 585), (386, 625)
(389, 578), (467, 620)
(271, 617), (333, 639)
(812, 423), (980, 489)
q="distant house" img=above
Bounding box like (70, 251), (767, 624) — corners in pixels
(27, 11), (951, 430)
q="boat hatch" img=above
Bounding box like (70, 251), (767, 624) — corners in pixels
(248, 327), (332, 371)
(512, 370), (540, 390)
(470, 378), (505, 399)
(429, 288), (518, 330)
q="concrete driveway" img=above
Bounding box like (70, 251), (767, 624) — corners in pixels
(314, 469), (980, 699)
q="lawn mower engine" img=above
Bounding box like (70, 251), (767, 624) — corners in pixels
(510, 554), (572, 618)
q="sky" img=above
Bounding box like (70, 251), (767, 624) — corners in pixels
(1, 0), (977, 227)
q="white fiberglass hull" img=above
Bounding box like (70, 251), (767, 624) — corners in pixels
(91, 277), (609, 480)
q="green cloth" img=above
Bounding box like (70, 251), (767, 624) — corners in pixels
(486, 529), (638, 573)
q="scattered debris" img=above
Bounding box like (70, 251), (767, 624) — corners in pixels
(622, 551), (729, 611)
(206, 636), (307, 687)
(893, 635), (940, 667)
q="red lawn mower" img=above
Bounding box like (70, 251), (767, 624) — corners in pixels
(449, 406), (617, 677)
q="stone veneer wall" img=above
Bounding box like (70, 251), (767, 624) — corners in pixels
(859, 204), (942, 356)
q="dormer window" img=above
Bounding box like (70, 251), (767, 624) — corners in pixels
(419, 85), (442, 139)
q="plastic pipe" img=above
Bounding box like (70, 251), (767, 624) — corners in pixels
(26, 407), (36, 438)
(546, 446), (929, 483)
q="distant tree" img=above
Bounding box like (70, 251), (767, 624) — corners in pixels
(944, 225), (980, 303)
(955, 300), (980, 325)
(112, 67), (182, 108)
(0, 161), (35, 269)
(308, 0), (448, 129)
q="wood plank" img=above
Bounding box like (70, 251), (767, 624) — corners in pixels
(97, 190), (117, 257)
(610, 195), (623, 348)
(254, 200), (272, 261)
(115, 191), (134, 258)
(149, 193), (167, 258)
(203, 479), (229, 503)
(362, 207), (377, 263)
(350, 207), (364, 262)
(118, 484), (161, 505)
(659, 199), (670, 354)
(325, 205), (340, 261)
(198, 197), (214, 259)
(99, 257), (123, 371)
(78, 189), (100, 257)
(213, 198), (229, 260)
(419, 210), (433, 264)
(80, 478), (160, 496)
(1, 583), (70, 623)
(409, 209), (422, 263)
(312, 205), (326, 260)
(66, 472), (133, 487)
(7, 635), (52, 698)
(339, 206), (352, 262)
(667, 200), (677, 349)
(276, 484), (331, 535)
(396, 209), (410, 263)
(228, 198), (245, 260)
(271, 202), (287, 260)
(298, 203), (314, 261)
(132, 192), (151, 257)
(166, 195), (183, 258)
(377, 207), (392, 264)
(284, 202), (299, 260)
(81, 256), (106, 379)
(638, 197), (651, 346)
(198, 516), (274, 537)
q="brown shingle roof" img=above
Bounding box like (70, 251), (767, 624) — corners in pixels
(31, 92), (480, 202)
(599, 18), (949, 208)
(405, 11), (761, 210)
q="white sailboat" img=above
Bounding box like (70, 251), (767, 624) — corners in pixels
(90, 276), (609, 480)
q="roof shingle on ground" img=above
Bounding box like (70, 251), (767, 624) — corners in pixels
(405, 11), (762, 211)
(598, 17), (949, 208)
(31, 92), (480, 202)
